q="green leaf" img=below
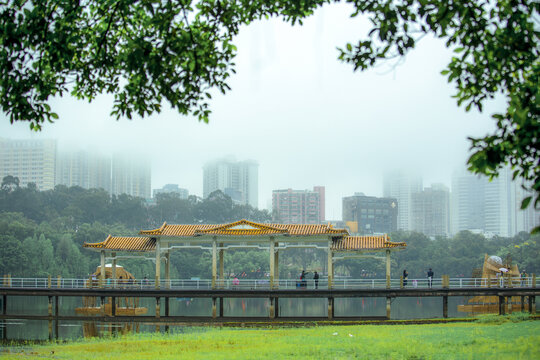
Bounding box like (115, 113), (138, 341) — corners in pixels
(520, 196), (532, 210)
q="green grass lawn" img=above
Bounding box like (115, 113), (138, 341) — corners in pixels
(2, 317), (539, 359)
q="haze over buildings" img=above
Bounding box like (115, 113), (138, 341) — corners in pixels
(203, 158), (258, 208)
(272, 186), (325, 224)
(0, 138), (57, 191)
(383, 171), (423, 231)
(153, 184), (189, 199)
(0, 138), (151, 199)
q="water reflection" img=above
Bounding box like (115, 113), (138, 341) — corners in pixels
(1, 295), (534, 341)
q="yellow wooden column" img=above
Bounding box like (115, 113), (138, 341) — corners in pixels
(386, 249), (391, 289)
(165, 248), (170, 289)
(327, 239), (333, 289)
(212, 238), (217, 289)
(274, 247), (279, 288)
(219, 243), (224, 289)
(269, 238), (275, 289)
(100, 250), (106, 288)
(111, 252), (117, 287)
(155, 239), (161, 289)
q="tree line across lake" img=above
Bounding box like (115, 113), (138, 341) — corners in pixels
(0, 182), (538, 280)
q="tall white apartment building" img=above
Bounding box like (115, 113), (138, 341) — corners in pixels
(383, 170), (423, 231)
(451, 167), (538, 237)
(450, 170), (486, 234)
(111, 154), (151, 199)
(484, 167), (516, 237)
(56, 151), (111, 192)
(203, 158), (258, 208)
(411, 183), (450, 237)
(0, 138), (57, 190)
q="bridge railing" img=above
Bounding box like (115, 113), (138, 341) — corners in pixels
(1, 277), (536, 290)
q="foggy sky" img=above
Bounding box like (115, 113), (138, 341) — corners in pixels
(0, 4), (504, 219)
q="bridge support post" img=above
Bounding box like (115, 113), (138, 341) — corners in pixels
(54, 296), (59, 340)
(100, 296), (105, 314)
(156, 297), (160, 319)
(443, 296), (448, 318)
(269, 239), (275, 289)
(48, 296), (53, 341)
(212, 297), (217, 318)
(328, 297), (334, 320)
(165, 297), (170, 317)
(212, 238), (217, 290)
(275, 297), (279, 318)
(2, 295), (6, 315)
(521, 296), (525, 312)
(386, 250), (391, 289)
(499, 296), (506, 315)
(269, 297), (275, 319)
(386, 297), (391, 319)
(111, 297), (116, 317)
(529, 296), (536, 314)
(111, 252), (117, 287)
(219, 297), (224, 317)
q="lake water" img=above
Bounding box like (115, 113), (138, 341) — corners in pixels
(0, 295), (528, 341)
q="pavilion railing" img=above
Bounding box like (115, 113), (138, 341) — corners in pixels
(1, 277), (536, 290)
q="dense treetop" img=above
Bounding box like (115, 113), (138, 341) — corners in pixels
(0, 180), (538, 279)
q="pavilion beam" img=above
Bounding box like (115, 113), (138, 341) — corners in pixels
(327, 238), (333, 289)
(212, 238), (217, 290)
(219, 243), (224, 289)
(269, 238), (275, 289)
(111, 252), (116, 287)
(386, 249), (391, 289)
(155, 240), (161, 289)
(100, 250), (106, 288)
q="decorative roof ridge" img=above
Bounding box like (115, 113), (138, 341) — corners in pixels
(139, 221), (167, 235)
(195, 219), (288, 234)
(83, 234), (111, 249)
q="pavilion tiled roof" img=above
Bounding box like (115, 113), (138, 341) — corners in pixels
(83, 221), (404, 252)
(83, 235), (156, 252)
(139, 220), (349, 237)
(332, 235), (406, 251)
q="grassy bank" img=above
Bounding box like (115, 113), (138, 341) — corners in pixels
(2, 316), (539, 359)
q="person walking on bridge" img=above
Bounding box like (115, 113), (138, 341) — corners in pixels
(427, 268), (434, 288)
(313, 271), (319, 289)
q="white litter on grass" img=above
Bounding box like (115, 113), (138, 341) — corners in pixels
(349, 334), (354, 337)
(332, 332), (338, 336)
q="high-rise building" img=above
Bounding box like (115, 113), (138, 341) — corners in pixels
(0, 138), (57, 190)
(203, 158), (258, 208)
(411, 184), (450, 237)
(514, 185), (540, 234)
(342, 193), (398, 234)
(484, 167), (516, 237)
(451, 167), (539, 237)
(112, 154), (151, 199)
(56, 151), (111, 192)
(272, 186), (325, 224)
(450, 170), (486, 234)
(153, 184), (189, 199)
(383, 170), (422, 230)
